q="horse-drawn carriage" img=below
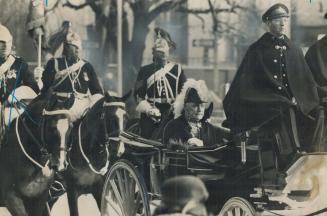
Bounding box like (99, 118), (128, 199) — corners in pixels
(100, 128), (327, 216)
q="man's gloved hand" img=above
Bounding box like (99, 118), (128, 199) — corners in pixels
(187, 138), (204, 147)
(34, 66), (44, 80)
(147, 107), (161, 122)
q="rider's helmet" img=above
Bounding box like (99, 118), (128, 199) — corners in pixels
(0, 24), (13, 57)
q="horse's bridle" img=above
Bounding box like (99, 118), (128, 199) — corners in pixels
(75, 100), (126, 175)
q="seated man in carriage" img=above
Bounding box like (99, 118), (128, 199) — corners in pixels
(223, 3), (320, 170)
(163, 79), (229, 149)
(134, 28), (186, 139)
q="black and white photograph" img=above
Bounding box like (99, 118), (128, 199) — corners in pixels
(0, 0), (326, 215)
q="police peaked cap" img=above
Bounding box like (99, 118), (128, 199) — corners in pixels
(262, 3), (289, 22)
(161, 175), (209, 206)
(154, 27), (176, 50)
(0, 24), (12, 43)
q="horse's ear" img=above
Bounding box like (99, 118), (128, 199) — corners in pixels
(121, 90), (132, 102)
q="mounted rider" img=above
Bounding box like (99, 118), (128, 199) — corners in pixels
(0, 24), (39, 133)
(40, 30), (104, 122)
(163, 79), (228, 149)
(134, 27), (186, 139)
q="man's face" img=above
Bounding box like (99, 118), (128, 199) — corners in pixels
(0, 40), (12, 58)
(267, 17), (289, 37)
(153, 38), (170, 62)
(184, 102), (206, 122)
(64, 43), (80, 60)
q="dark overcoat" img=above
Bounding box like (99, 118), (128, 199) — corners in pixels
(223, 32), (319, 133)
(162, 116), (228, 147)
(305, 35), (327, 99)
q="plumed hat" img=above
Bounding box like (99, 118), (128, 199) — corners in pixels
(262, 3), (289, 22)
(174, 79), (209, 118)
(154, 27), (176, 50)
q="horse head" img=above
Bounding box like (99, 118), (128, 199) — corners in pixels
(72, 91), (129, 175)
(42, 109), (72, 172)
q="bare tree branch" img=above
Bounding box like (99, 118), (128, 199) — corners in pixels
(63, 0), (91, 10)
(45, 0), (61, 14)
(146, 0), (186, 24)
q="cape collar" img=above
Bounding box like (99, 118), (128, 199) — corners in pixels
(259, 32), (291, 48)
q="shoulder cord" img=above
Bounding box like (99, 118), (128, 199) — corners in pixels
(64, 58), (82, 95)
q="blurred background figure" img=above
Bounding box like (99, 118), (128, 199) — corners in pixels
(153, 175), (209, 216)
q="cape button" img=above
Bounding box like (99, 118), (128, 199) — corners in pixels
(273, 75), (278, 79)
(278, 86), (282, 90)
(273, 59), (277, 63)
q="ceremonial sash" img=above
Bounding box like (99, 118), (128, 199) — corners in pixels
(0, 55), (15, 77)
(146, 62), (175, 87)
(53, 59), (85, 89)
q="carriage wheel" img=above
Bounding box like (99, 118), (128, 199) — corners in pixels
(101, 159), (150, 216)
(218, 197), (255, 216)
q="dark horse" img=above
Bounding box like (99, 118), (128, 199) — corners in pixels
(0, 97), (73, 216)
(49, 92), (129, 216)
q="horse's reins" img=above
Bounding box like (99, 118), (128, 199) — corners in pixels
(75, 101), (125, 175)
(15, 107), (71, 171)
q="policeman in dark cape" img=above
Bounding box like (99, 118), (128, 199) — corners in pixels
(223, 4), (319, 169)
(304, 13), (327, 151)
(134, 28), (186, 139)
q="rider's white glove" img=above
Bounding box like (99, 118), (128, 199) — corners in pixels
(147, 107), (161, 122)
(187, 138), (204, 147)
(34, 66), (44, 80)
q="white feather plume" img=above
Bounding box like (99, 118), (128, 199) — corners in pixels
(173, 79), (209, 119)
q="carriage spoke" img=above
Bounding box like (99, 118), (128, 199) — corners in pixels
(132, 191), (142, 216)
(110, 179), (126, 216)
(115, 170), (126, 201)
(123, 169), (132, 203)
(235, 207), (241, 216)
(227, 210), (233, 216)
(105, 196), (124, 216)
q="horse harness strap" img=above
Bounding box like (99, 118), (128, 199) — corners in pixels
(20, 114), (47, 154)
(15, 115), (48, 170)
(77, 118), (109, 175)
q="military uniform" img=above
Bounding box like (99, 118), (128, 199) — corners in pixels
(41, 57), (103, 121)
(0, 55), (39, 103)
(223, 4), (319, 169)
(135, 62), (186, 138)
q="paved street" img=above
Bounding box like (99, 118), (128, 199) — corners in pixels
(0, 194), (100, 216)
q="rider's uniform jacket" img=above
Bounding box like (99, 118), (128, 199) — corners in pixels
(223, 32), (319, 133)
(41, 57), (103, 95)
(305, 35), (327, 102)
(134, 61), (186, 138)
(134, 62), (186, 113)
(0, 55), (40, 103)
